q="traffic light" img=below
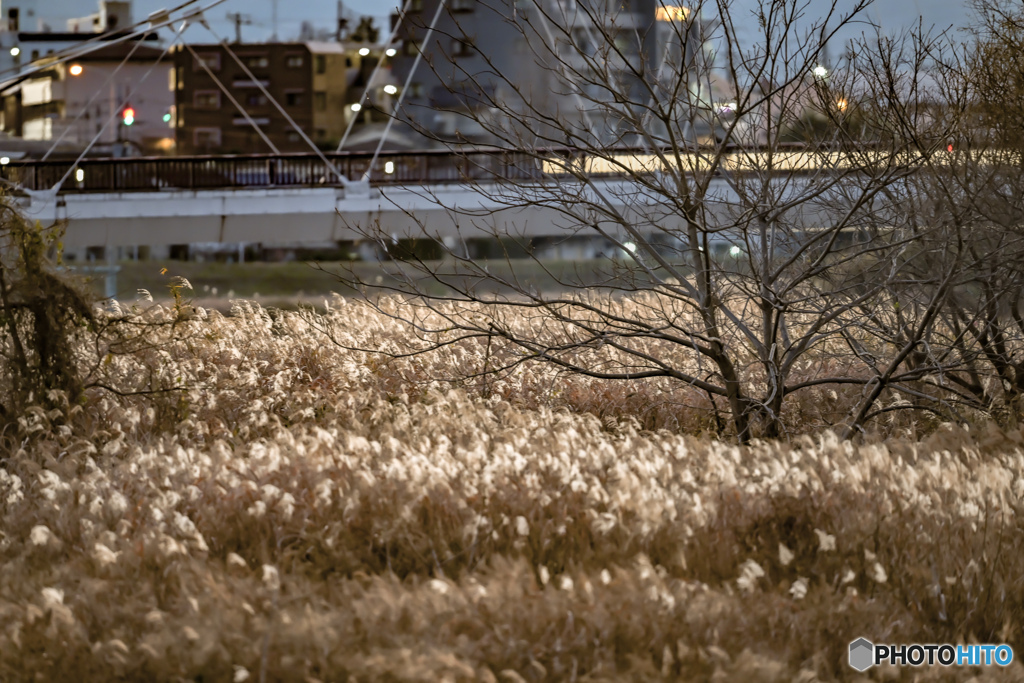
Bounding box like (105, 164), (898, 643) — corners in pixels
(121, 105), (135, 126)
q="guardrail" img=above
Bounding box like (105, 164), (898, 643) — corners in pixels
(0, 144), (893, 195)
(0, 149), (546, 194)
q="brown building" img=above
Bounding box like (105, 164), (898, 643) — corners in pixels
(172, 41), (383, 155)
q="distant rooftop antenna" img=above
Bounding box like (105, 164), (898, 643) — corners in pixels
(336, 0), (347, 41)
(226, 12), (252, 43)
(271, 0), (278, 41)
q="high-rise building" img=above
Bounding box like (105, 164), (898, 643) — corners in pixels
(389, 0), (701, 145)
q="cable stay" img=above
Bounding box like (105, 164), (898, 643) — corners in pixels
(40, 39), (149, 161)
(200, 22), (353, 187)
(23, 21), (191, 198)
(364, 0), (448, 182)
(0, 0), (229, 88)
(335, 0), (414, 153)
(183, 40), (281, 154)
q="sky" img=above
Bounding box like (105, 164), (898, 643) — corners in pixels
(35, 0), (974, 44)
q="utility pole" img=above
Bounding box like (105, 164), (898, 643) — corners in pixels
(271, 0), (278, 41)
(226, 12), (252, 43)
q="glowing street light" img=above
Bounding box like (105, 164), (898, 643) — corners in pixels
(350, 103), (362, 112)
(69, 64), (84, 76)
(384, 161), (395, 174)
(0, 157), (10, 165)
(385, 48), (397, 57)
(75, 168), (85, 182)
(812, 65), (828, 79)
(383, 84), (397, 95)
(9, 47), (19, 57)
(358, 47), (370, 56)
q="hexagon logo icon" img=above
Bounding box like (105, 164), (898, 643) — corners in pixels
(849, 638), (875, 672)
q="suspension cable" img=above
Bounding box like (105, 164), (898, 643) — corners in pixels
(41, 38), (147, 161)
(51, 22), (189, 192)
(364, 0), (447, 182)
(335, 0), (413, 153)
(183, 41), (281, 154)
(202, 23), (349, 185)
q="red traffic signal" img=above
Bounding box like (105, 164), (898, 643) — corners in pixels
(122, 106), (136, 125)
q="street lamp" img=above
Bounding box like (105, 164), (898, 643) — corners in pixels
(812, 65), (828, 79)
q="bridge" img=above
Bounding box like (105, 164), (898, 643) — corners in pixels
(0, 147), (858, 251)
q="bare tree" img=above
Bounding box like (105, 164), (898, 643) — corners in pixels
(886, 0), (1024, 428)
(332, 0), (969, 443)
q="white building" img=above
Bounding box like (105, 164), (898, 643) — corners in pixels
(10, 41), (173, 155)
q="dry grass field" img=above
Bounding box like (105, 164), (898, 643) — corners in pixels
(1, 295), (1023, 681)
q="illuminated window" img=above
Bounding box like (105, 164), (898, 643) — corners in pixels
(656, 6), (689, 21)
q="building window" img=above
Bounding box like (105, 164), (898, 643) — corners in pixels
(193, 53), (221, 71)
(285, 90), (304, 107)
(286, 130), (301, 142)
(285, 54), (304, 68)
(314, 91), (327, 111)
(193, 127), (221, 149)
(243, 55), (269, 69)
(451, 38), (475, 57)
(404, 40), (420, 56)
(315, 128), (327, 141)
(451, 0), (474, 11)
(315, 55), (326, 74)
(176, 66), (185, 89)
(7, 8), (18, 32)
(246, 93), (269, 107)
(193, 90), (220, 109)
(409, 82), (424, 98)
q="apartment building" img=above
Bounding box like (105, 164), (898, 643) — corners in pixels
(172, 41), (394, 155)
